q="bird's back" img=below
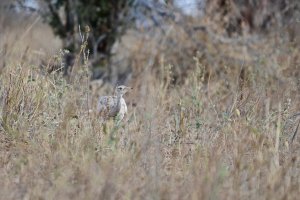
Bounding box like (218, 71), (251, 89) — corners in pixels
(98, 95), (120, 118)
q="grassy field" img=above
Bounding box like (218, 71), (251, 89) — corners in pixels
(0, 13), (299, 200)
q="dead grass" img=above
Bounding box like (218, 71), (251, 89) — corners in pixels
(0, 11), (299, 200)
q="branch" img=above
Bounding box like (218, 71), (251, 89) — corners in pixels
(45, 0), (66, 38)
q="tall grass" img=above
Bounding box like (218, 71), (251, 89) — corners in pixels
(0, 11), (299, 200)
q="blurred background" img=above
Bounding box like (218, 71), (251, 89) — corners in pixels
(1, 0), (299, 85)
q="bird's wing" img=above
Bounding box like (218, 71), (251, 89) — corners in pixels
(97, 96), (116, 113)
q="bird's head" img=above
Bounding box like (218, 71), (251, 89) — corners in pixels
(115, 85), (132, 96)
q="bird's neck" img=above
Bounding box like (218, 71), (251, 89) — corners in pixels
(116, 93), (123, 109)
(116, 93), (123, 100)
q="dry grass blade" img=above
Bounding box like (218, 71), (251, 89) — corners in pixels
(291, 118), (300, 144)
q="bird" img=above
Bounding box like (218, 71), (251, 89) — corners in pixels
(97, 85), (132, 122)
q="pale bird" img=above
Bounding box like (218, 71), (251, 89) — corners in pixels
(97, 85), (132, 121)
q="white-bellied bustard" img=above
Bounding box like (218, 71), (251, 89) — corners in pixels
(97, 85), (132, 122)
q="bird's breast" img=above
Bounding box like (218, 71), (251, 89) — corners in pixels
(120, 98), (127, 113)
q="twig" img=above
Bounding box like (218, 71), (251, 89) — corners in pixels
(291, 119), (300, 144)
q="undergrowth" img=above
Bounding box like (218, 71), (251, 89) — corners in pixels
(0, 17), (299, 200)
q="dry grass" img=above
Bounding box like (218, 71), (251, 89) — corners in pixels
(0, 12), (300, 200)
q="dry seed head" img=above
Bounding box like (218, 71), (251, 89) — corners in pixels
(85, 25), (90, 33)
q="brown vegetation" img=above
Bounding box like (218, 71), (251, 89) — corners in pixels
(0, 4), (299, 200)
